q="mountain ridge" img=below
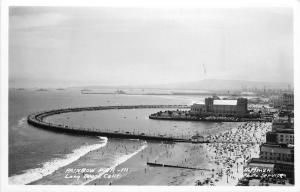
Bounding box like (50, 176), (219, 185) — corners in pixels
(77, 79), (293, 91)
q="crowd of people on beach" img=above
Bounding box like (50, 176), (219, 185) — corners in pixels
(52, 121), (271, 186)
(196, 122), (272, 186)
(96, 122), (272, 186)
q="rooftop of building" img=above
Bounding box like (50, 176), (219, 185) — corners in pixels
(261, 144), (294, 154)
(268, 130), (294, 134)
(249, 158), (294, 166)
(247, 162), (275, 169)
(248, 179), (293, 186)
(213, 100), (237, 105)
(193, 100), (238, 105)
(272, 117), (293, 123)
(272, 128), (294, 133)
(282, 93), (294, 96)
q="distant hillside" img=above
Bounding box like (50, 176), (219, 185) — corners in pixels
(147, 79), (293, 91)
(68, 79), (293, 92)
(11, 78), (293, 92)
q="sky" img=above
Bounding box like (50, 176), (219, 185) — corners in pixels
(9, 7), (293, 88)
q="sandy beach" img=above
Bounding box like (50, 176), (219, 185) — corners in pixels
(86, 122), (271, 186)
(28, 121), (271, 186)
(87, 141), (213, 185)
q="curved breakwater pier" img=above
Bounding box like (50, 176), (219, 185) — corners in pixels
(27, 105), (192, 142)
(149, 115), (268, 122)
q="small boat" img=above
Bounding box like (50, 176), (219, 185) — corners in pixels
(36, 88), (48, 91)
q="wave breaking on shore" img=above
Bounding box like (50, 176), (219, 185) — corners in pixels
(82, 141), (148, 185)
(9, 136), (108, 185)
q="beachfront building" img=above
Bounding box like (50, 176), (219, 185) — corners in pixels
(272, 93), (294, 110)
(272, 116), (294, 132)
(243, 142), (295, 180)
(241, 104), (295, 185)
(259, 144), (294, 163)
(243, 108), (294, 185)
(266, 131), (294, 145)
(190, 97), (248, 116)
(256, 113), (294, 180)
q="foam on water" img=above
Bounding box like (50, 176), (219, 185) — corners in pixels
(9, 136), (108, 185)
(82, 141), (148, 185)
(17, 117), (27, 127)
(11, 117), (27, 131)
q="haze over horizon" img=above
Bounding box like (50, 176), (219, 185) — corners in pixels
(9, 7), (293, 88)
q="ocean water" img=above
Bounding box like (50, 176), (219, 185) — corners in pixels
(8, 88), (228, 185)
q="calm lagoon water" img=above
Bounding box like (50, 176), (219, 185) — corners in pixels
(45, 108), (222, 139)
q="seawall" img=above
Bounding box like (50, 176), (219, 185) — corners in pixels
(27, 105), (191, 142)
(149, 115), (268, 122)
